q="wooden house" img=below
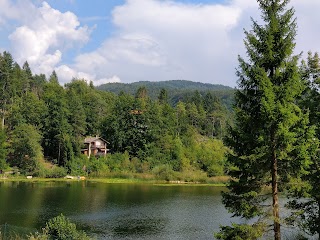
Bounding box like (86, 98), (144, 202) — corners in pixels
(81, 136), (109, 158)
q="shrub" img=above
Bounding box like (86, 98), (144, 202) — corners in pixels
(175, 168), (207, 183)
(32, 214), (90, 240)
(152, 164), (175, 181)
(45, 167), (67, 178)
(68, 155), (90, 176)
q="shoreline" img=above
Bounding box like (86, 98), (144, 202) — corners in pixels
(0, 176), (227, 186)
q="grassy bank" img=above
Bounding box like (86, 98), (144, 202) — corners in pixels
(0, 175), (228, 186)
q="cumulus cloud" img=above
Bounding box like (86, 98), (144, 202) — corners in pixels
(4, 1), (90, 78)
(2, 0), (320, 86)
(94, 75), (121, 86)
(55, 64), (121, 85)
(70, 0), (245, 86)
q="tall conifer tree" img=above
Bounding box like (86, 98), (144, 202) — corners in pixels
(285, 52), (320, 238)
(0, 126), (7, 170)
(216, 1), (314, 239)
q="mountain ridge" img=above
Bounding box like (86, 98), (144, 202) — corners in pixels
(97, 80), (235, 108)
(97, 80), (233, 93)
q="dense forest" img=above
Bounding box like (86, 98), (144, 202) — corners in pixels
(97, 80), (235, 109)
(1, 1), (320, 238)
(0, 51), (232, 181)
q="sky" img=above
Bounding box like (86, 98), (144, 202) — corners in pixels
(0, 0), (319, 87)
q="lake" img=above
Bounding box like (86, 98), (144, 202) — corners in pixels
(0, 181), (312, 239)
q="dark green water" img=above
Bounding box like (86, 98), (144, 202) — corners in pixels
(0, 181), (310, 239)
(0, 181), (232, 239)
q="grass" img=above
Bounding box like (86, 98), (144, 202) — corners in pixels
(0, 175), (228, 186)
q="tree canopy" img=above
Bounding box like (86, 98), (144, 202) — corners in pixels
(217, 0), (315, 239)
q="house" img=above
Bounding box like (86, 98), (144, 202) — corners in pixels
(81, 136), (109, 158)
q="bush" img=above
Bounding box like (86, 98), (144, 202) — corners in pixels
(87, 157), (109, 177)
(44, 167), (67, 178)
(68, 155), (90, 176)
(30, 214), (90, 240)
(152, 164), (175, 181)
(175, 168), (208, 183)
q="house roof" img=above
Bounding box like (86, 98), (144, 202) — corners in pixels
(84, 136), (109, 144)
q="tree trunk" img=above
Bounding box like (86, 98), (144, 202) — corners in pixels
(1, 109), (4, 129)
(272, 151), (281, 240)
(317, 200), (320, 239)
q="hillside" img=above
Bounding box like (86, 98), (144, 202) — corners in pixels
(97, 80), (235, 108)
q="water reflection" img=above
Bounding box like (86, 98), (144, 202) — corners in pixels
(0, 181), (232, 239)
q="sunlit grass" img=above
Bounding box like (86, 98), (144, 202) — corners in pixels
(0, 173), (229, 186)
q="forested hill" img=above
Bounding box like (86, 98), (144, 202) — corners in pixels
(97, 80), (235, 108)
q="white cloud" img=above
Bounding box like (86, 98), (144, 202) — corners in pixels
(5, 1), (90, 77)
(94, 75), (121, 86)
(2, 0), (320, 86)
(69, 0), (245, 86)
(55, 65), (77, 82)
(55, 64), (121, 85)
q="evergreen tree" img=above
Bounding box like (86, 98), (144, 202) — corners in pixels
(43, 77), (72, 165)
(67, 89), (86, 156)
(285, 52), (320, 238)
(0, 126), (7, 170)
(158, 88), (168, 104)
(0, 51), (14, 129)
(217, 1), (314, 239)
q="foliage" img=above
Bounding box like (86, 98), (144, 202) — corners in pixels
(285, 51), (320, 238)
(215, 223), (265, 240)
(0, 127), (8, 170)
(10, 124), (43, 175)
(97, 80), (234, 108)
(30, 214), (90, 240)
(152, 164), (175, 181)
(218, 0), (314, 239)
(43, 166), (68, 178)
(67, 155), (90, 176)
(0, 50), (232, 180)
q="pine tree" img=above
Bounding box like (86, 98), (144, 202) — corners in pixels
(0, 51), (14, 129)
(43, 76), (72, 166)
(0, 126), (7, 170)
(216, 1), (314, 239)
(158, 88), (168, 104)
(285, 52), (320, 238)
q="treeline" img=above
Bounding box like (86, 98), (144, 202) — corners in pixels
(0, 51), (231, 181)
(97, 80), (235, 109)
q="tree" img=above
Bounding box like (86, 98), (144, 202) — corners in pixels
(0, 126), (8, 170)
(67, 89), (86, 156)
(43, 77), (72, 166)
(158, 88), (168, 104)
(102, 93), (158, 156)
(285, 52), (320, 238)
(217, 1), (314, 239)
(10, 124), (43, 175)
(0, 51), (14, 129)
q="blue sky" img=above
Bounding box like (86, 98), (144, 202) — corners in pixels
(0, 0), (319, 86)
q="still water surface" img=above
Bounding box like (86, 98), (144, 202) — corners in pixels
(0, 181), (231, 239)
(0, 181), (307, 239)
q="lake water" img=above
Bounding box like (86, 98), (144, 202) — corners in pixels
(0, 181), (312, 239)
